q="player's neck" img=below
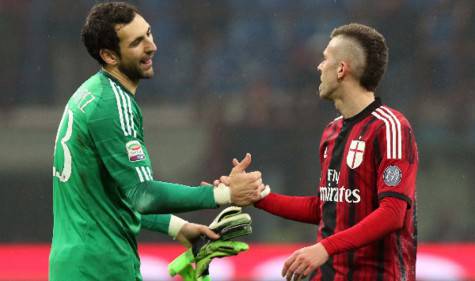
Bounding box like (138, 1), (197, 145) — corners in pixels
(102, 67), (138, 95)
(334, 86), (375, 119)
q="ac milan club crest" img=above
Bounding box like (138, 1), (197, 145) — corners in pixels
(346, 140), (365, 169)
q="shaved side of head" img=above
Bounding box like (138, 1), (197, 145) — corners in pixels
(330, 23), (388, 91)
(332, 35), (366, 81)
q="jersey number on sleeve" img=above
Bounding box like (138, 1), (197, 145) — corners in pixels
(53, 108), (74, 182)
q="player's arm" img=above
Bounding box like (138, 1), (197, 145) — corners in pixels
(281, 197), (406, 280)
(226, 158), (321, 224)
(123, 154), (263, 214)
(319, 196), (405, 255)
(141, 214), (176, 234)
(142, 214), (219, 247)
(254, 193), (321, 224)
(87, 103), (218, 212)
(124, 181), (217, 214)
(88, 94), (263, 214)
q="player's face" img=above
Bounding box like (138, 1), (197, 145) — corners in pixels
(116, 14), (157, 81)
(316, 39), (340, 100)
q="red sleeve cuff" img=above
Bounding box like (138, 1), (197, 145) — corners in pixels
(320, 238), (338, 256)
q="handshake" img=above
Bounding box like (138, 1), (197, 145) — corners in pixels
(170, 153), (270, 280)
(209, 153), (271, 207)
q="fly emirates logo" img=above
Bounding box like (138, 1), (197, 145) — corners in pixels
(320, 169), (361, 203)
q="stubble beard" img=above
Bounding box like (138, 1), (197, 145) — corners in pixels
(118, 61), (153, 83)
(318, 77), (340, 101)
(318, 84), (332, 100)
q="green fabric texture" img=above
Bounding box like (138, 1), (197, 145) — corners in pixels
(125, 181), (217, 214)
(141, 214), (171, 233)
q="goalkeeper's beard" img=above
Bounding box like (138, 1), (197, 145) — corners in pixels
(119, 61), (153, 82)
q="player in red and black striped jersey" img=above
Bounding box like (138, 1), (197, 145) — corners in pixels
(253, 23), (418, 281)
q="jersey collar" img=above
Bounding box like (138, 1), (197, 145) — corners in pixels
(343, 97), (382, 124)
(99, 69), (135, 97)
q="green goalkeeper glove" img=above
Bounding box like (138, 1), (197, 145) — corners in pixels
(168, 206), (253, 280)
(168, 240), (249, 280)
(209, 206), (252, 240)
(194, 240), (249, 278)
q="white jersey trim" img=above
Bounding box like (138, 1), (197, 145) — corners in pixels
(141, 166), (151, 181)
(381, 106), (402, 159)
(333, 116), (343, 122)
(118, 87), (131, 136)
(145, 167), (153, 180)
(110, 79), (128, 136)
(109, 79), (137, 137)
(372, 106), (402, 160)
(136, 166), (153, 182)
(136, 167), (145, 182)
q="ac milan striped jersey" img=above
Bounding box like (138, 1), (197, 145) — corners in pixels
(314, 98), (418, 281)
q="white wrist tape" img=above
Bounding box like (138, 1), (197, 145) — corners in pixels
(260, 185), (271, 198)
(213, 183), (231, 206)
(168, 215), (189, 239)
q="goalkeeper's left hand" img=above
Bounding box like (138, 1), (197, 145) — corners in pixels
(176, 223), (220, 248)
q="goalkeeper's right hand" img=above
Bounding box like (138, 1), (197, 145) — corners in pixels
(227, 153), (266, 206)
(213, 154), (271, 206)
(229, 154), (270, 200)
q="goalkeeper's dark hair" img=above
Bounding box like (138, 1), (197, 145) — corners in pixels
(81, 2), (139, 65)
(331, 23), (388, 91)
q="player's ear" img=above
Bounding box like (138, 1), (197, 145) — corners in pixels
(99, 49), (119, 66)
(337, 61), (348, 80)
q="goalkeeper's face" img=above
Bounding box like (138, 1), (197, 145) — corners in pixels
(115, 14), (157, 81)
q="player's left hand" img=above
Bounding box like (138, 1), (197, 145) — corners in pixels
(282, 242), (329, 281)
(176, 223), (220, 248)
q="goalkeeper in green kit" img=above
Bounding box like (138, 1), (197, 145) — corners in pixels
(49, 2), (267, 281)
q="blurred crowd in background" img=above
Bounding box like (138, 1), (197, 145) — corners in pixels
(0, 0), (474, 243)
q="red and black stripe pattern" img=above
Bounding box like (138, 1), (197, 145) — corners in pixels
(313, 98), (418, 281)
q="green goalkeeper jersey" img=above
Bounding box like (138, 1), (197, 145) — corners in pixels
(50, 70), (172, 281)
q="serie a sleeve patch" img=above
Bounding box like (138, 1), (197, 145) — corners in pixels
(126, 140), (146, 162)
